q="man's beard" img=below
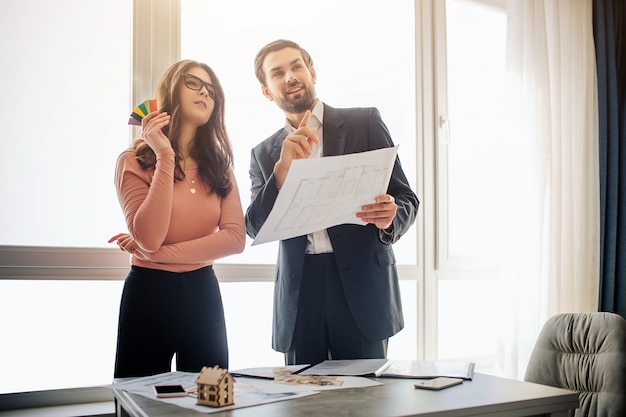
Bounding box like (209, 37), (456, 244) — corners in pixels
(274, 86), (316, 114)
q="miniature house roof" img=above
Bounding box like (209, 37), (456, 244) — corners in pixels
(196, 366), (230, 385)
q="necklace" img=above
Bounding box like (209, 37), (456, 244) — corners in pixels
(181, 157), (199, 194)
(185, 174), (198, 194)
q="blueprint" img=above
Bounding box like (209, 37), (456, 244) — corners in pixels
(252, 145), (398, 245)
(110, 371), (317, 414)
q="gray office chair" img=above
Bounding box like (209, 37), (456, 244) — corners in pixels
(524, 312), (626, 417)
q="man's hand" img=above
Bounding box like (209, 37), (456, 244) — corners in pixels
(273, 110), (320, 189)
(357, 194), (397, 230)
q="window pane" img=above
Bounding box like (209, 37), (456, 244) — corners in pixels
(181, 0), (418, 375)
(181, 0), (417, 264)
(389, 281), (418, 360)
(0, 0), (131, 247)
(437, 278), (497, 359)
(220, 282), (283, 369)
(0, 280), (123, 393)
(446, 0), (506, 257)
(223, 280), (417, 370)
(439, 0), (507, 374)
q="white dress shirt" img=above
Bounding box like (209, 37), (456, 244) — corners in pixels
(284, 100), (334, 254)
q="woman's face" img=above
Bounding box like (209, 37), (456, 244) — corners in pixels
(178, 66), (217, 128)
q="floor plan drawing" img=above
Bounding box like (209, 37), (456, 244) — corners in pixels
(253, 146), (398, 245)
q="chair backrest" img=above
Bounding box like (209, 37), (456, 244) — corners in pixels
(524, 312), (626, 417)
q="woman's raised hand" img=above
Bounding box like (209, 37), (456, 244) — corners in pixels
(141, 111), (172, 152)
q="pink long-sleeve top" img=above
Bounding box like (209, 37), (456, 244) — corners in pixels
(114, 147), (245, 272)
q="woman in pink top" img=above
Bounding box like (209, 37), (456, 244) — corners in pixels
(109, 60), (245, 378)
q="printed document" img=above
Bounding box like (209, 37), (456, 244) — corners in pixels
(110, 371), (316, 414)
(252, 145), (399, 245)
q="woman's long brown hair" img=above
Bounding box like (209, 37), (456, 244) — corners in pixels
(132, 60), (233, 198)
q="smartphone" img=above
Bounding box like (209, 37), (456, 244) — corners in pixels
(153, 384), (187, 398)
(414, 377), (463, 390)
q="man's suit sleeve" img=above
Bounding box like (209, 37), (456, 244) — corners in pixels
(368, 108), (420, 244)
(383, 156), (419, 244)
(245, 145), (279, 239)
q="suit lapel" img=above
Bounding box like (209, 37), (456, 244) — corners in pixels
(271, 129), (288, 162)
(322, 104), (347, 157)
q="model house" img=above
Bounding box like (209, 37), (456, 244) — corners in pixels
(195, 366), (234, 408)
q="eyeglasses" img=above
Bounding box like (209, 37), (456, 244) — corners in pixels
(181, 73), (219, 101)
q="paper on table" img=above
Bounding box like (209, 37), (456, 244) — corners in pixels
(380, 360), (476, 380)
(239, 375), (382, 394)
(293, 359), (475, 380)
(230, 364), (310, 379)
(299, 359), (393, 377)
(252, 145), (399, 245)
(110, 371), (316, 414)
(229, 365), (383, 394)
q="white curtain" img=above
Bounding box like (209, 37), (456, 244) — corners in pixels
(496, 0), (600, 379)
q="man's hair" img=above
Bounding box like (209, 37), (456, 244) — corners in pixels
(254, 39), (314, 86)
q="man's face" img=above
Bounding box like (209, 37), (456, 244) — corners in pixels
(261, 47), (317, 114)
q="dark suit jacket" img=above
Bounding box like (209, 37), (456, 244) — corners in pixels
(245, 103), (419, 352)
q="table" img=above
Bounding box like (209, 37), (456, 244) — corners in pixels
(113, 373), (579, 417)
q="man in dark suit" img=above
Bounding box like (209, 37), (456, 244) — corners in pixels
(246, 39), (419, 366)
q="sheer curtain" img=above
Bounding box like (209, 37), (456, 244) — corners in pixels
(496, 0), (600, 378)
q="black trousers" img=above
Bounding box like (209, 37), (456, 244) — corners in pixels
(114, 265), (228, 378)
(285, 253), (388, 366)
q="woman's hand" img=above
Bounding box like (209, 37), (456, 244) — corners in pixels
(108, 233), (137, 254)
(141, 111), (172, 152)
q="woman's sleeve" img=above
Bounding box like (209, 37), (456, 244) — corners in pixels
(115, 149), (176, 252)
(137, 170), (246, 263)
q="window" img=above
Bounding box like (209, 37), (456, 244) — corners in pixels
(0, 0), (131, 247)
(0, 280), (123, 393)
(0, 0), (419, 396)
(0, 0), (523, 406)
(0, 0), (131, 394)
(433, 0), (507, 368)
(180, 0), (419, 368)
(437, 0), (507, 269)
(180, 0), (417, 265)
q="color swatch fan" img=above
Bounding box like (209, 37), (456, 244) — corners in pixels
(128, 99), (157, 126)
